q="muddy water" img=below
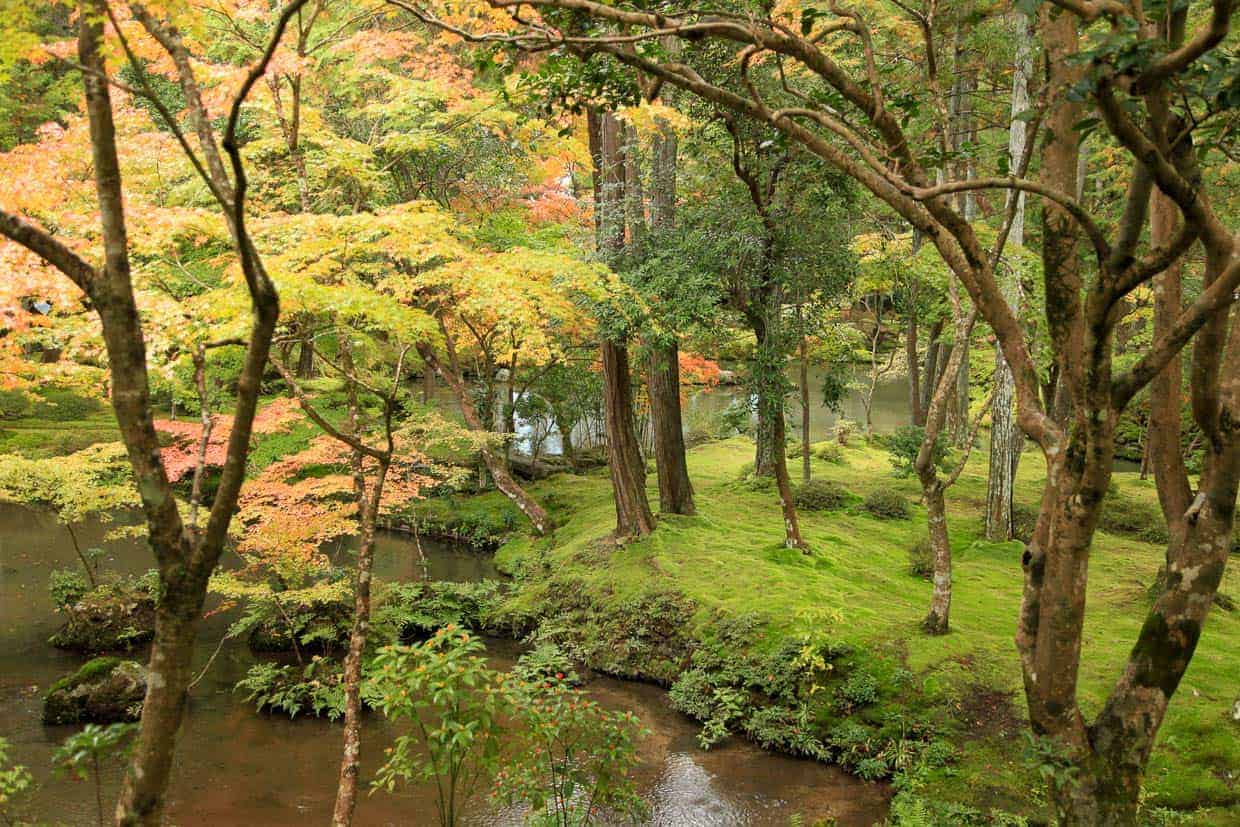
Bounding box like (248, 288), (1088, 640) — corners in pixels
(0, 503), (889, 825)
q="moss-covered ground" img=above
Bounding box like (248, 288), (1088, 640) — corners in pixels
(478, 436), (1239, 823)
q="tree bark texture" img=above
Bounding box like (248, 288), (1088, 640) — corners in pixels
(649, 340), (695, 514)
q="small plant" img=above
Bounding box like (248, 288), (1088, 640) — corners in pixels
(908, 537), (933, 579)
(49, 568), (90, 610)
(499, 678), (649, 825)
(235, 656), (347, 720)
(719, 398), (754, 437)
(512, 642), (581, 687)
(0, 737), (33, 827)
(838, 671), (880, 710)
(793, 479), (850, 511)
(884, 425), (951, 478)
(370, 627), (511, 827)
(52, 723), (137, 827)
(864, 489), (910, 520)
(833, 419), (857, 446)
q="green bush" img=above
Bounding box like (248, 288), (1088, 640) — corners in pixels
(793, 479), (850, 511)
(513, 642), (582, 686)
(908, 538), (934, 579)
(885, 425), (951, 478)
(864, 489), (910, 520)
(813, 442), (845, 464)
(0, 388), (32, 420)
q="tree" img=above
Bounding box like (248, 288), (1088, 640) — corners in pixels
(0, 2), (314, 820)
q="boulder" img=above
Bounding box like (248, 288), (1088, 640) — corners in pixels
(43, 657), (146, 725)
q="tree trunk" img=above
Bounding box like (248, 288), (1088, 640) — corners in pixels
(906, 308), (923, 427)
(332, 459), (387, 827)
(417, 343), (552, 535)
(921, 481), (952, 634)
(649, 341), (695, 515)
(920, 320), (943, 417)
(296, 330), (314, 379)
(645, 115), (694, 516)
(754, 402), (777, 476)
(799, 322), (811, 483)
(603, 340), (656, 538)
(767, 392), (808, 551)
(986, 16), (1032, 541)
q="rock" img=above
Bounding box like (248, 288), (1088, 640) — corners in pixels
(1233, 697), (1240, 723)
(43, 657), (146, 725)
(50, 581), (156, 653)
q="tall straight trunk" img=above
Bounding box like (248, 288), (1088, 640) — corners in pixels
(590, 107), (656, 537)
(602, 340), (656, 537)
(649, 341), (695, 514)
(418, 343), (551, 535)
(920, 320), (943, 418)
(646, 120), (695, 515)
(749, 303), (808, 551)
(799, 321), (811, 483)
(754, 403), (778, 476)
(906, 307), (923, 427)
(986, 15), (1032, 541)
(1148, 189), (1192, 546)
(296, 330), (314, 378)
(332, 458), (387, 826)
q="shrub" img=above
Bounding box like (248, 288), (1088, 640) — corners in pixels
(235, 657), (347, 720)
(49, 569), (90, 610)
(908, 538), (934, 579)
(793, 479), (850, 511)
(813, 443), (845, 464)
(512, 642), (581, 687)
(0, 389), (32, 420)
(864, 489), (910, 520)
(885, 425), (951, 478)
(834, 419), (857, 446)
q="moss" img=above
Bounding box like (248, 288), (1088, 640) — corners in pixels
(484, 437), (1240, 817)
(47, 656), (122, 696)
(43, 658), (145, 725)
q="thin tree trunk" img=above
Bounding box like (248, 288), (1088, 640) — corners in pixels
(418, 343), (552, 535)
(906, 304), (922, 427)
(332, 459), (387, 826)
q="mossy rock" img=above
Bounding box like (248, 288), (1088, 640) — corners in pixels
(43, 657), (146, 725)
(50, 581), (156, 653)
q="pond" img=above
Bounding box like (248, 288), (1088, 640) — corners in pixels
(431, 365), (911, 459)
(0, 503), (889, 825)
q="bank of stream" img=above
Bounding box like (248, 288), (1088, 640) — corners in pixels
(0, 503), (889, 825)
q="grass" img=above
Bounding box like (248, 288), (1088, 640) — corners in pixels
(490, 436), (1240, 822)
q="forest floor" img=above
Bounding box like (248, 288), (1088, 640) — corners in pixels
(484, 436), (1240, 824)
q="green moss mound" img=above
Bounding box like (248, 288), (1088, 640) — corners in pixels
(43, 658), (146, 725)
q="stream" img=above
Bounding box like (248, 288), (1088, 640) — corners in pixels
(0, 503), (889, 825)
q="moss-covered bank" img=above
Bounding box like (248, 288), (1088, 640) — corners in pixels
(466, 437), (1238, 824)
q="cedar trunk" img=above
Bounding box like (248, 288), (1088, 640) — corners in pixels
(603, 340), (656, 538)
(649, 341), (695, 515)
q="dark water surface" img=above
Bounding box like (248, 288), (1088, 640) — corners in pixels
(0, 503), (888, 825)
